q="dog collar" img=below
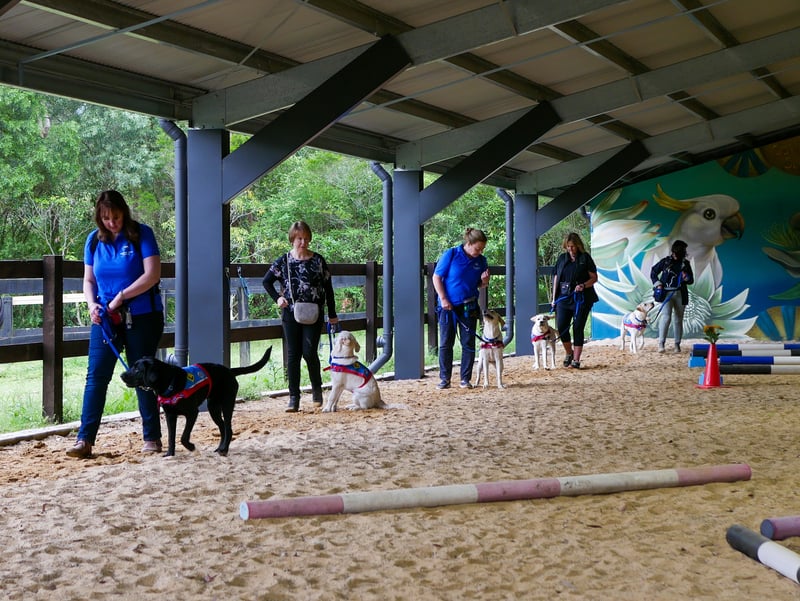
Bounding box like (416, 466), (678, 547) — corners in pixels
(481, 338), (504, 349)
(531, 334), (550, 342)
(324, 360), (373, 388)
(158, 364), (212, 406)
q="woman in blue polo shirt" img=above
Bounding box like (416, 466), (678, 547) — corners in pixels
(432, 228), (490, 389)
(67, 190), (164, 458)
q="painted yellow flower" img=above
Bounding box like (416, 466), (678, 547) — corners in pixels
(703, 325), (723, 344)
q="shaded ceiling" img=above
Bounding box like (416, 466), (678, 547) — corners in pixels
(1, 0), (799, 194)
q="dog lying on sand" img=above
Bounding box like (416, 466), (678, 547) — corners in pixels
(120, 347), (272, 456)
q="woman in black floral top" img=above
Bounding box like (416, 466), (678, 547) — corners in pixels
(263, 221), (339, 412)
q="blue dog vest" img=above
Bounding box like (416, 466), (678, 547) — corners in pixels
(158, 364), (211, 406)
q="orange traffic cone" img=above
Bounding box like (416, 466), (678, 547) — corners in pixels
(696, 343), (724, 389)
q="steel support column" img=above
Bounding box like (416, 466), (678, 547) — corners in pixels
(514, 194), (539, 357)
(393, 169), (425, 379)
(187, 128), (231, 365)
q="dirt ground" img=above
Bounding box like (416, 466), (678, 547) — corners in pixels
(2, 340), (800, 600)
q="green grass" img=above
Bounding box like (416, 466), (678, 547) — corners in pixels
(0, 331), (515, 434)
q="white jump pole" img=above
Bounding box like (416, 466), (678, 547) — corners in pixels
(239, 463), (751, 520)
(727, 524), (800, 584)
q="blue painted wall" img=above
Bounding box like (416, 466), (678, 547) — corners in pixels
(590, 137), (800, 342)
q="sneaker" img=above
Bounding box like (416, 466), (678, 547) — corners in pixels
(142, 440), (163, 454)
(658, 346), (665, 353)
(562, 354), (574, 368)
(437, 380), (450, 390)
(673, 344), (681, 354)
(570, 360), (581, 369)
(66, 440), (92, 458)
(459, 381), (473, 389)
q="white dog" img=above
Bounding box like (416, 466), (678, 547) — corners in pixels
(323, 330), (386, 412)
(475, 310), (506, 389)
(619, 301), (655, 353)
(530, 313), (558, 370)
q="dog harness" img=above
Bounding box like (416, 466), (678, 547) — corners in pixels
(623, 317), (647, 330)
(531, 333), (550, 343)
(481, 338), (504, 349)
(324, 360), (373, 388)
(157, 364), (211, 406)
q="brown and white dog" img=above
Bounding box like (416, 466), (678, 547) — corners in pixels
(323, 330), (386, 411)
(530, 313), (558, 370)
(619, 301), (655, 353)
(475, 310), (506, 389)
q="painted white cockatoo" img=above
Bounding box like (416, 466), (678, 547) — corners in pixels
(639, 184), (744, 288)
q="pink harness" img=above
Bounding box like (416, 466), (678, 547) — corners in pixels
(324, 360), (373, 388)
(531, 333), (550, 343)
(158, 364), (211, 406)
(481, 339), (504, 349)
(623, 318), (647, 330)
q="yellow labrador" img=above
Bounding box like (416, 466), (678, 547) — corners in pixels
(619, 301), (654, 353)
(323, 330), (386, 411)
(475, 310), (506, 389)
(530, 313), (558, 370)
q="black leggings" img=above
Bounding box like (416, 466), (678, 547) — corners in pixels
(555, 301), (593, 347)
(281, 308), (324, 397)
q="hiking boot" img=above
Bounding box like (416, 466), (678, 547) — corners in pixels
(142, 440), (163, 454)
(66, 440), (92, 459)
(286, 396), (300, 412)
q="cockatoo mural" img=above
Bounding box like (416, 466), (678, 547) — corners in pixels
(638, 185), (745, 288)
(591, 184), (756, 341)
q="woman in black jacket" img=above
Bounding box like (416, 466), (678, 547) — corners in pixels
(551, 232), (598, 369)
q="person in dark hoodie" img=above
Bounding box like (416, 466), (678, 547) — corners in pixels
(651, 239), (694, 353)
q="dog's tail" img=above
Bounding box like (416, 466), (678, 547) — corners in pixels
(230, 346), (272, 377)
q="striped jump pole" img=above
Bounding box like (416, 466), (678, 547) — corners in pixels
(761, 516), (800, 541)
(727, 524), (800, 584)
(720, 364), (800, 375)
(693, 343), (800, 353)
(720, 356), (800, 365)
(239, 463), (751, 520)
(692, 349), (800, 358)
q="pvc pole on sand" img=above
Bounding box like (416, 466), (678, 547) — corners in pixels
(240, 463), (751, 520)
(727, 524), (800, 584)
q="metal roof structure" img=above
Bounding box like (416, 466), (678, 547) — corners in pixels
(1, 0), (799, 195)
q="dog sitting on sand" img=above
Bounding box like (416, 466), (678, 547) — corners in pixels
(323, 331), (386, 411)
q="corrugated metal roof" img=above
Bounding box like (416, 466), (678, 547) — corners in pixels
(1, 0), (798, 192)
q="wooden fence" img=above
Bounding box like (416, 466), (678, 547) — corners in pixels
(0, 257), (526, 423)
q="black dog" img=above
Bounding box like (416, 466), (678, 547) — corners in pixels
(120, 347), (271, 457)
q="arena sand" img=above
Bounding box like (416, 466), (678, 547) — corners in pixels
(1, 341), (800, 600)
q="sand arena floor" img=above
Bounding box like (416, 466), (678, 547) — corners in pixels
(1, 341), (800, 600)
